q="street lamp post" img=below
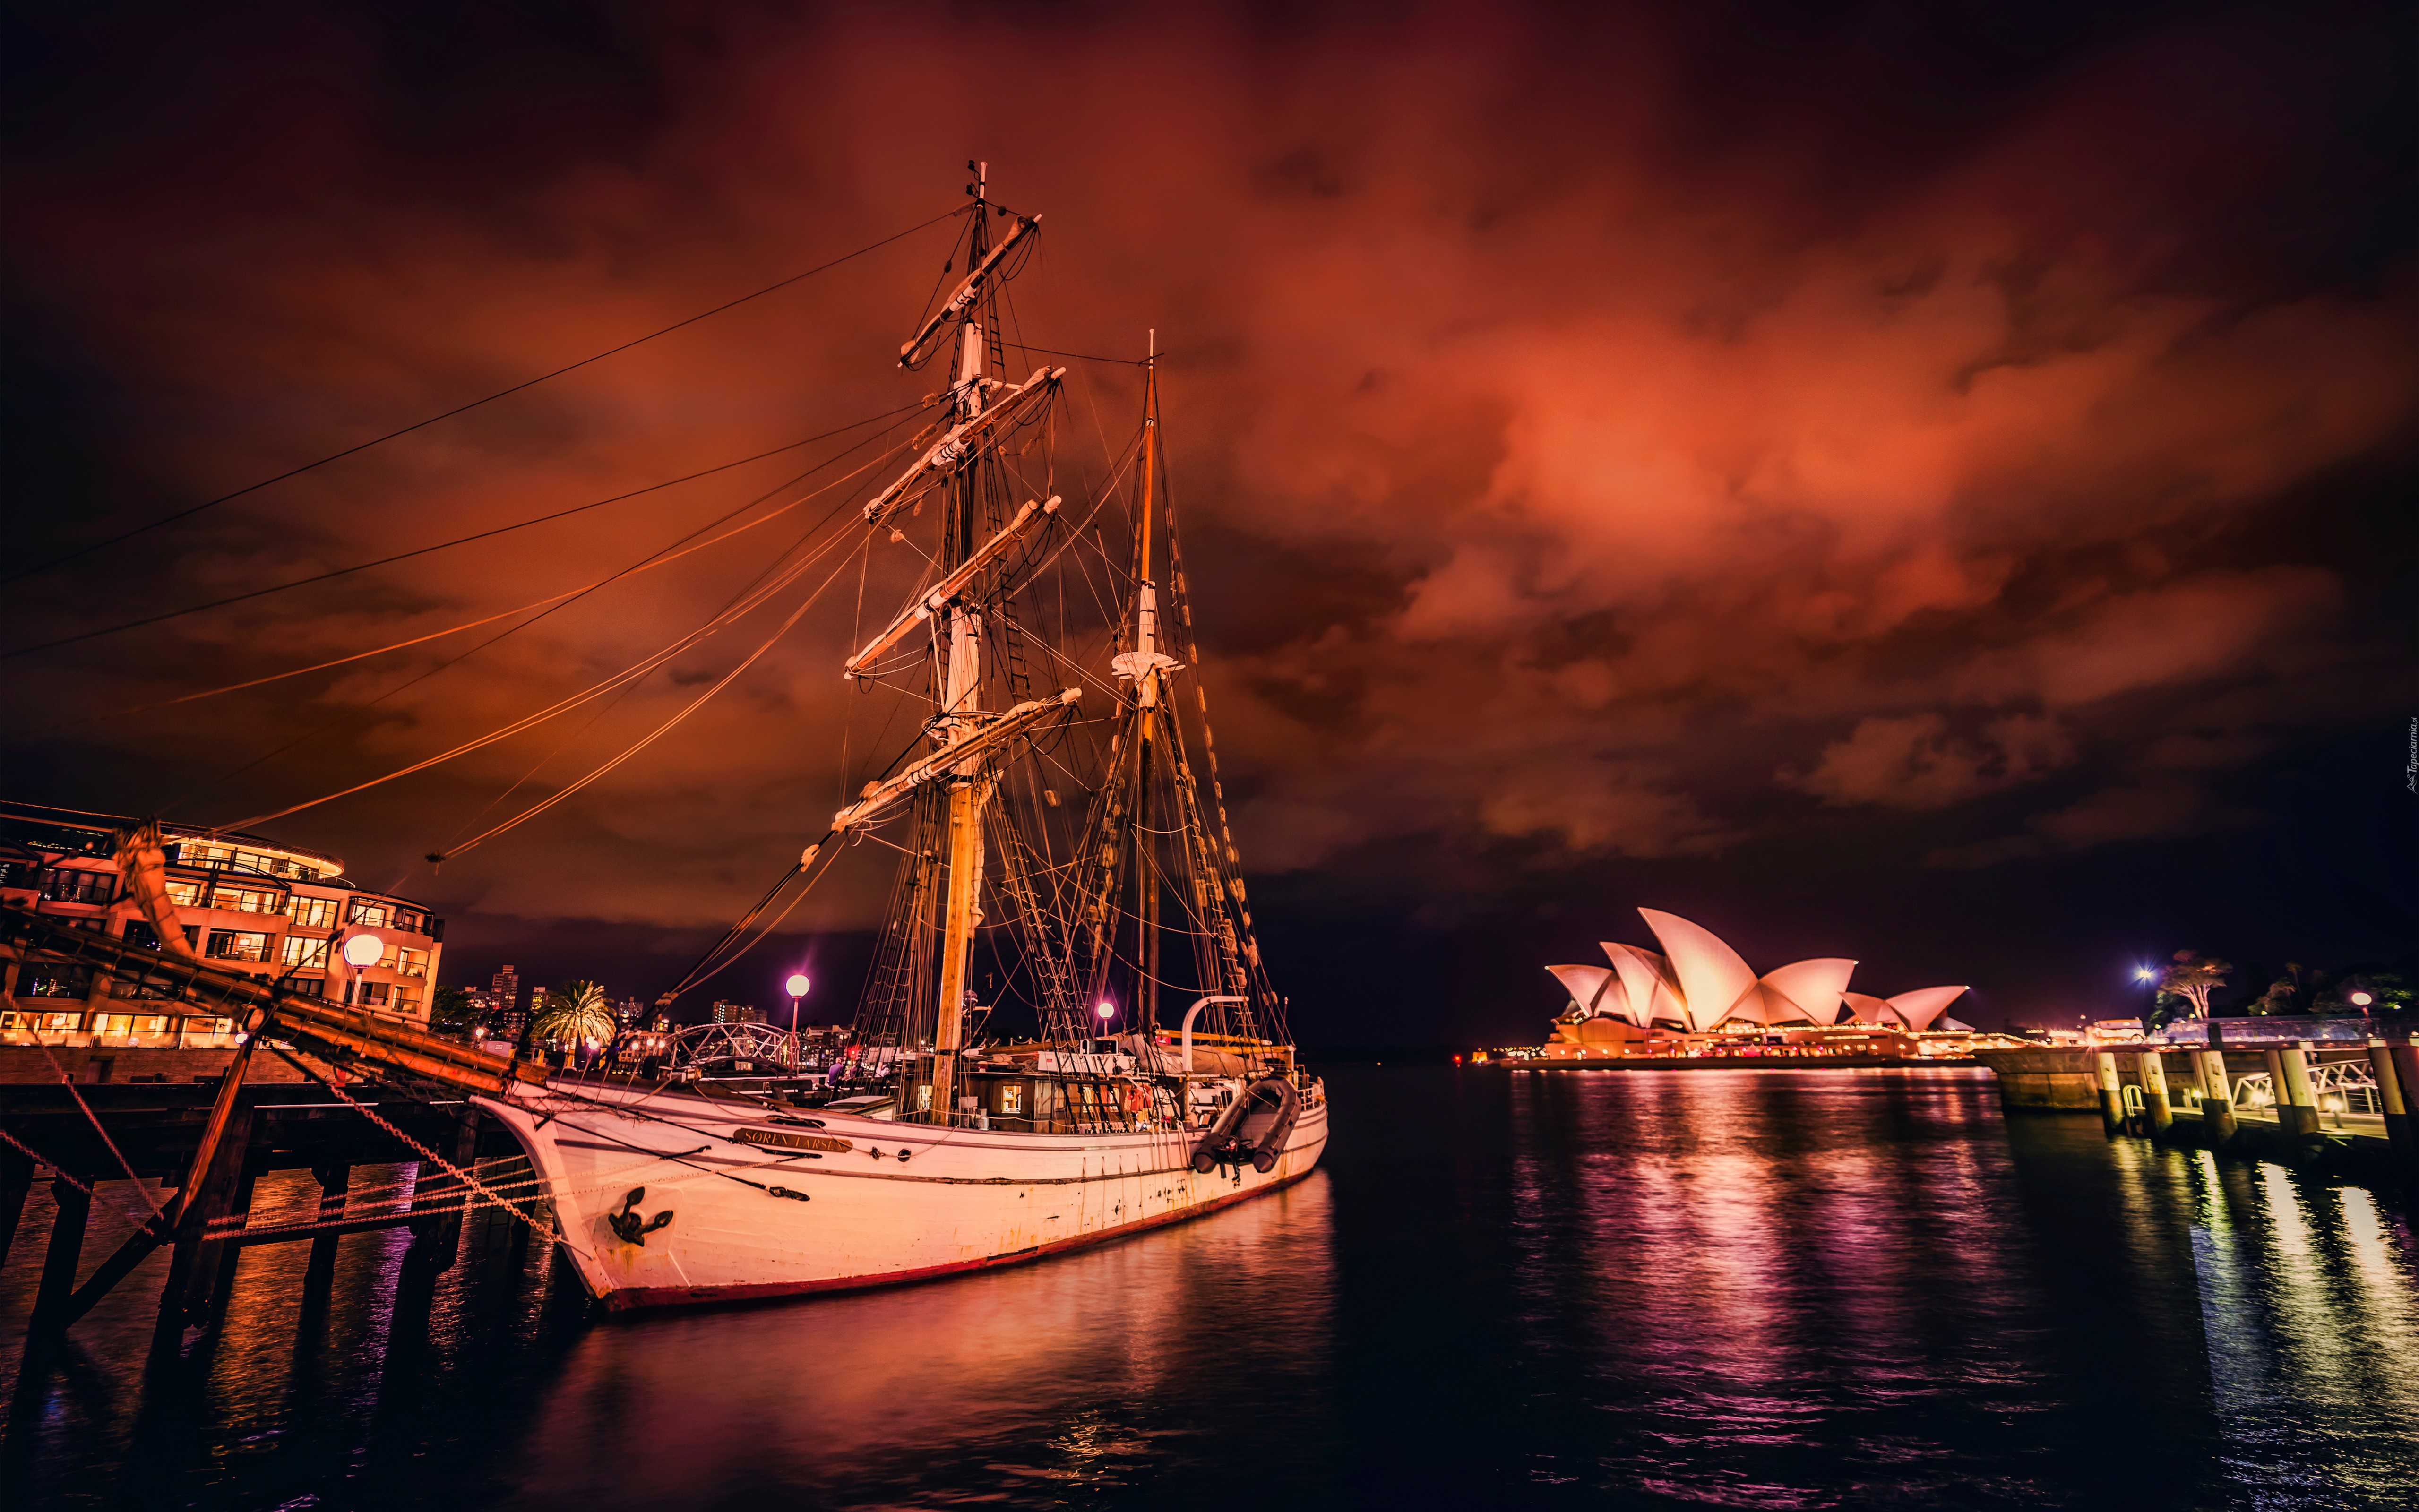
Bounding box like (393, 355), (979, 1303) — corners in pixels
(341, 931), (383, 1007)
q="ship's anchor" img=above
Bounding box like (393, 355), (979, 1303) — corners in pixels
(608, 1188), (674, 1245)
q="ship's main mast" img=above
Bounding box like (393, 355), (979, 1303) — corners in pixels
(926, 163), (994, 1125)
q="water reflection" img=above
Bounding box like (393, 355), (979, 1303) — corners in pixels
(2, 1067), (2413, 1509)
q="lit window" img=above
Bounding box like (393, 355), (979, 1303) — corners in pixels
(999, 1082), (1024, 1114)
(165, 880), (203, 909)
(396, 948), (430, 979)
(204, 930), (272, 962)
(350, 901), (391, 928)
(290, 895), (340, 929)
(358, 982), (390, 1006)
(209, 885), (284, 915)
(282, 935), (330, 969)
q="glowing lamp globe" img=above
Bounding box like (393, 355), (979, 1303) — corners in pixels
(1094, 1001), (1115, 1021)
(2350, 990), (2374, 1007)
(2133, 966), (2156, 983)
(786, 973), (811, 998)
(340, 934), (384, 968)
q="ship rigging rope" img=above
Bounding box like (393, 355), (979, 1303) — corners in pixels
(220, 471), (878, 833)
(3, 206), (970, 589)
(34, 412), (927, 734)
(439, 536), (872, 858)
(7, 1013), (170, 1221)
(4, 403), (926, 662)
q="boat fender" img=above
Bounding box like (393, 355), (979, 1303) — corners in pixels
(897, 1147), (912, 1162)
(766, 1186), (811, 1202)
(1246, 1076), (1300, 1173)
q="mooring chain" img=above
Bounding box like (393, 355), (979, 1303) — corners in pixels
(311, 1079), (558, 1243)
(0, 1125), (94, 1196)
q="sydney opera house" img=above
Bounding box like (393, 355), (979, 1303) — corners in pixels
(1517, 909), (1976, 1062)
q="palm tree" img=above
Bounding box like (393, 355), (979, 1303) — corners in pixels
(532, 979), (616, 1046)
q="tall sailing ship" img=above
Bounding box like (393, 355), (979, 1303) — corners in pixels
(453, 171), (1328, 1308)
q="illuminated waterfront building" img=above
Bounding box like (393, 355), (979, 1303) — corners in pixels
(0, 800), (445, 1051)
(1533, 908), (1973, 1059)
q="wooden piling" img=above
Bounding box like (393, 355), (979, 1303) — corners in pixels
(302, 1163), (351, 1300)
(2273, 1045), (2320, 1139)
(203, 1162), (263, 1321)
(2094, 1051), (2124, 1133)
(29, 1177), (91, 1338)
(2195, 1050), (2236, 1144)
(2136, 1050), (2173, 1138)
(152, 1102), (255, 1345)
(2388, 1041), (2419, 1178)
(403, 1108), (480, 1278)
(2370, 1040), (2413, 1180)
(0, 1151), (33, 1275)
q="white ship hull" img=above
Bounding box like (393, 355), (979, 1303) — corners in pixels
(476, 1081), (1330, 1312)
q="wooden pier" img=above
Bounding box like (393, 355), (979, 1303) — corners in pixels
(1972, 1021), (2418, 1192)
(1, 1076), (537, 1350)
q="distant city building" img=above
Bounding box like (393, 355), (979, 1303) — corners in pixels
(711, 1000), (764, 1025)
(490, 964), (521, 1014)
(616, 997), (645, 1027)
(0, 799), (446, 1049)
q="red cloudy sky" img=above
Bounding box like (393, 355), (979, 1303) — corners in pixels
(4, 1), (2410, 1037)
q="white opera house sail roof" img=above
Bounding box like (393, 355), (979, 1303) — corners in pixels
(1546, 909), (1971, 1033)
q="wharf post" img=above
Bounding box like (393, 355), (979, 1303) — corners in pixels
(2370, 1040), (2413, 1177)
(2391, 1040), (2419, 1177)
(2271, 1044), (2320, 1140)
(202, 1161), (264, 1322)
(0, 1150), (32, 1273)
(301, 1164), (350, 1301)
(28, 1176), (91, 1338)
(2095, 1051), (2124, 1133)
(152, 1100), (256, 1346)
(402, 1107), (480, 1280)
(2195, 1049), (2237, 1145)
(2136, 1050), (2173, 1138)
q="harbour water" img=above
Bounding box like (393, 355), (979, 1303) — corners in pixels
(5, 1064), (2414, 1509)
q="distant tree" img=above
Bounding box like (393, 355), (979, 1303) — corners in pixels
(2327, 972), (2411, 1012)
(2255, 962), (2324, 1016)
(532, 979), (616, 1044)
(2155, 951), (2230, 1021)
(429, 985), (476, 1032)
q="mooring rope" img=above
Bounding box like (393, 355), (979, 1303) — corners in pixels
(8, 1008), (167, 1220)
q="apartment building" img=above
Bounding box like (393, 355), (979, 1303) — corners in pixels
(0, 799), (444, 1052)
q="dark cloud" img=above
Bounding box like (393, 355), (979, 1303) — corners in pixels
(3, 0), (2410, 1037)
